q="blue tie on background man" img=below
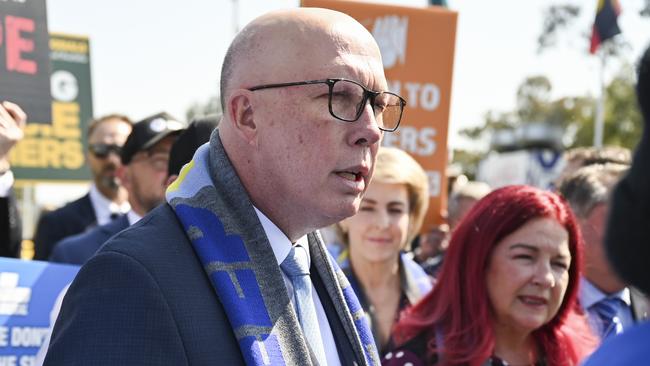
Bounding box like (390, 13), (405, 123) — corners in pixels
(590, 297), (624, 338)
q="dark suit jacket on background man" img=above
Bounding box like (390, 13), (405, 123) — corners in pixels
(0, 189), (22, 258)
(33, 194), (96, 260)
(48, 215), (129, 265)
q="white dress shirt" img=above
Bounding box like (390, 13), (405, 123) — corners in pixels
(580, 277), (634, 338)
(126, 210), (143, 226)
(254, 207), (342, 366)
(88, 184), (130, 225)
(0, 170), (14, 197)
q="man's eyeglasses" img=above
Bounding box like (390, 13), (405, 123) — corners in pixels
(248, 78), (406, 132)
(131, 150), (170, 172)
(88, 144), (122, 159)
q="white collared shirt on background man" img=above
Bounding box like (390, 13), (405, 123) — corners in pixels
(89, 184), (130, 225)
(580, 277), (635, 337)
(126, 210), (142, 226)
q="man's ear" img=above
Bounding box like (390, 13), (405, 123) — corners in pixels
(165, 174), (178, 188)
(338, 220), (349, 234)
(116, 165), (130, 190)
(227, 90), (258, 146)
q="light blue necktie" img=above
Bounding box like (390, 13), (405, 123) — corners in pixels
(591, 297), (624, 339)
(281, 245), (328, 366)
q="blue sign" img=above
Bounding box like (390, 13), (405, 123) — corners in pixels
(0, 258), (79, 365)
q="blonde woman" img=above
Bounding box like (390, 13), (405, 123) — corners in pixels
(336, 147), (432, 354)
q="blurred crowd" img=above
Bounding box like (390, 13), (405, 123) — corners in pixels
(1, 7), (649, 366)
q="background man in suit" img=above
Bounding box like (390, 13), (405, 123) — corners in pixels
(582, 44), (650, 366)
(0, 101), (26, 258)
(45, 8), (400, 365)
(33, 114), (133, 260)
(559, 163), (649, 339)
(48, 112), (184, 265)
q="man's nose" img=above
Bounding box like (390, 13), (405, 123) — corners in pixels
(106, 150), (123, 165)
(347, 102), (382, 147)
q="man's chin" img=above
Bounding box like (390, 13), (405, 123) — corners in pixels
(98, 177), (120, 190)
(324, 198), (361, 223)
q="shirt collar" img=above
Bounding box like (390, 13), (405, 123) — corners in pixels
(580, 277), (631, 308)
(89, 184), (130, 225)
(126, 210), (142, 226)
(253, 206), (310, 267)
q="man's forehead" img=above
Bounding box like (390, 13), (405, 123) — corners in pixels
(237, 10), (384, 86)
(90, 120), (131, 141)
(254, 39), (385, 90)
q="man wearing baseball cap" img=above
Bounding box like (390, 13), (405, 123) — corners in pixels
(49, 112), (184, 265)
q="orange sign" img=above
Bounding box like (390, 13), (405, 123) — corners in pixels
(302, 0), (457, 229)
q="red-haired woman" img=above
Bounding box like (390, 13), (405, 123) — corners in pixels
(384, 185), (596, 366)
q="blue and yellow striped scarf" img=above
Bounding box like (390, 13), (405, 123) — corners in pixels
(166, 134), (379, 366)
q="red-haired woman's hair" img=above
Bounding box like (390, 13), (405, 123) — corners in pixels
(393, 185), (595, 366)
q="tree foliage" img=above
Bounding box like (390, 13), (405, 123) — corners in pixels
(536, 1), (647, 55)
(452, 2), (646, 174)
(185, 94), (222, 122)
(537, 4), (582, 52)
(458, 65), (640, 153)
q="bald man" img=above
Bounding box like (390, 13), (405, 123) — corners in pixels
(44, 8), (406, 366)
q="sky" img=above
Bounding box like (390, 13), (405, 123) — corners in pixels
(45, 0), (650, 150)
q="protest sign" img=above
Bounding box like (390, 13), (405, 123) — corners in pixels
(0, 257), (79, 365)
(303, 0), (457, 227)
(10, 33), (93, 182)
(0, 0), (51, 124)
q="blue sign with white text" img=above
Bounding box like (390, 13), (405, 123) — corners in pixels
(0, 258), (79, 365)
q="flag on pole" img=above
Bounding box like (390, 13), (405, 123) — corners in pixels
(590, 0), (621, 54)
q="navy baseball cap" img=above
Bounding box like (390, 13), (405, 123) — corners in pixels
(120, 112), (185, 164)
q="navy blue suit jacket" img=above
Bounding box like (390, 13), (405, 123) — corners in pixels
(33, 193), (96, 260)
(44, 204), (358, 365)
(0, 189), (21, 258)
(49, 215), (130, 265)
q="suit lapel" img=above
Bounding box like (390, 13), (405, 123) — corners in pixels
(311, 260), (359, 366)
(309, 231), (374, 366)
(630, 287), (650, 321)
(79, 193), (98, 225)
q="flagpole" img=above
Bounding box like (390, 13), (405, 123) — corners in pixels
(232, 0), (240, 34)
(594, 48), (606, 148)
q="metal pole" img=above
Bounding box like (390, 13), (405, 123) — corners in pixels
(232, 0), (240, 34)
(594, 49), (606, 148)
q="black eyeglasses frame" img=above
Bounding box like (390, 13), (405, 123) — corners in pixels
(248, 78), (405, 132)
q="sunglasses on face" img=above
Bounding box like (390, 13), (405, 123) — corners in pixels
(88, 143), (122, 158)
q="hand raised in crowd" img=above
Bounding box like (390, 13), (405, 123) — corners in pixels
(0, 101), (27, 170)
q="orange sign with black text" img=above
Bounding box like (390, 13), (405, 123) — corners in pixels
(302, 0), (457, 228)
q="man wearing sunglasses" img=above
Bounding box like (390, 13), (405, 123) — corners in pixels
(33, 114), (132, 260)
(46, 8), (403, 366)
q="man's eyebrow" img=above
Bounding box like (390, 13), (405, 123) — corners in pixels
(361, 198), (377, 204)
